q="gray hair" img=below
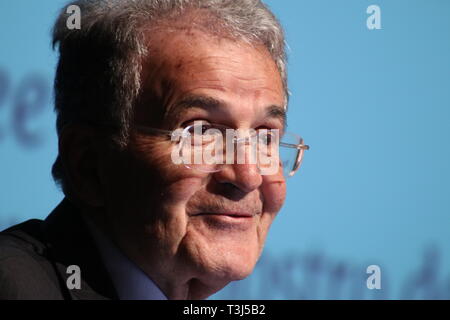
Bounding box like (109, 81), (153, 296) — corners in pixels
(51, 0), (288, 193)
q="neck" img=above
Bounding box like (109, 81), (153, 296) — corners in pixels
(148, 270), (228, 300)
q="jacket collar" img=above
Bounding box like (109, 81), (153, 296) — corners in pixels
(42, 198), (119, 300)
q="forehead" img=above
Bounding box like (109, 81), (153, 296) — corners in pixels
(137, 28), (285, 125)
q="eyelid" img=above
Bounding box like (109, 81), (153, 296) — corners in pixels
(180, 119), (211, 128)
(256, 123), (283, 132)
(181, 120), (283, 132)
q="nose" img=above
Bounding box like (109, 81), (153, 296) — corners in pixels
(213, 161), (263, 193)
(213, 134), (265, 193)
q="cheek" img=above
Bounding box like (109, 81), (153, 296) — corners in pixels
(103, 137), (207, 234)
(158, 177), (205, 212)
(261, 177), (287, 214)
(254, 180), (286, 256)
(141, 177), (207, 257)
(126, 136), (205, 204)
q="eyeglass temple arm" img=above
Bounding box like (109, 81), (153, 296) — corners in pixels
(135, 125), (173, 137)
(280, 141), (310, 150)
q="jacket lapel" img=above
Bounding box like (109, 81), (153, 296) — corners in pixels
(42, 198), (119, 300)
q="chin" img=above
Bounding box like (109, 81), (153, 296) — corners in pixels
(181, 218), (268, 284)
(195, 241), (262, 283)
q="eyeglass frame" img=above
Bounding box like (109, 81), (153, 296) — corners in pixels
(133, 123), (310, 177)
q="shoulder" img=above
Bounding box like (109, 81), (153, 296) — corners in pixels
(0, 220), (63, 299)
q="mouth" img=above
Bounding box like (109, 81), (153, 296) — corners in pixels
(191, 211), (257, 230)
(193, 212), (255, 218)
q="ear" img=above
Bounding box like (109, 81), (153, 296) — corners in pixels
(58, 123), (106, 207)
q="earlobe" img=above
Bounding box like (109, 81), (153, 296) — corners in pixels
(58, 123), (105, 207)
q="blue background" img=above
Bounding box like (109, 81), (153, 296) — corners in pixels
(0, 0), (449, 299)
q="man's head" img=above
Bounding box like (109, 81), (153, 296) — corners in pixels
(52, 0), (289, 299)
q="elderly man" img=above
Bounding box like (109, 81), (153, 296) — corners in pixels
(0, 0), (308, 300)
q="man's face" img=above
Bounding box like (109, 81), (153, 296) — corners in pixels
(100, 29), (286, 298)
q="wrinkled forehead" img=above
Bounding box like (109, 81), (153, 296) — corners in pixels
(136, 28), (285, 126)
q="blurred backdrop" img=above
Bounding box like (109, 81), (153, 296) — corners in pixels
(0, 0), (449, 299)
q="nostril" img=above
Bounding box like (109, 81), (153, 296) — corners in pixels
(215, 181), (249, 201)
(212, 163), (263, 194)
(223, 182), (239, 191)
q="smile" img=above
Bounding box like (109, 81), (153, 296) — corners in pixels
(192, 212), (256, 230)
(193, 212), (254, 218)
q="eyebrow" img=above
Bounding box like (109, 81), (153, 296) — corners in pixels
(265, 104), (287, 130)
(166, 94), (287, 129)
(165, 95), (225, 118)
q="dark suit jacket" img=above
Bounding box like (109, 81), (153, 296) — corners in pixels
(0, 198), (118, 300)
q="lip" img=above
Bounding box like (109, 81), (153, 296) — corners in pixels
(192, 212), (255, 218)
(192, 212), (256, 230)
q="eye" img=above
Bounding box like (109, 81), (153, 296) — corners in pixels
(258, 129), (277, 146)
(186, 121), (213, 135)
(183, 121), (222, 147)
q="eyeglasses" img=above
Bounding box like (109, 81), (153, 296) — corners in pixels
(135, 122), (309, 177)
